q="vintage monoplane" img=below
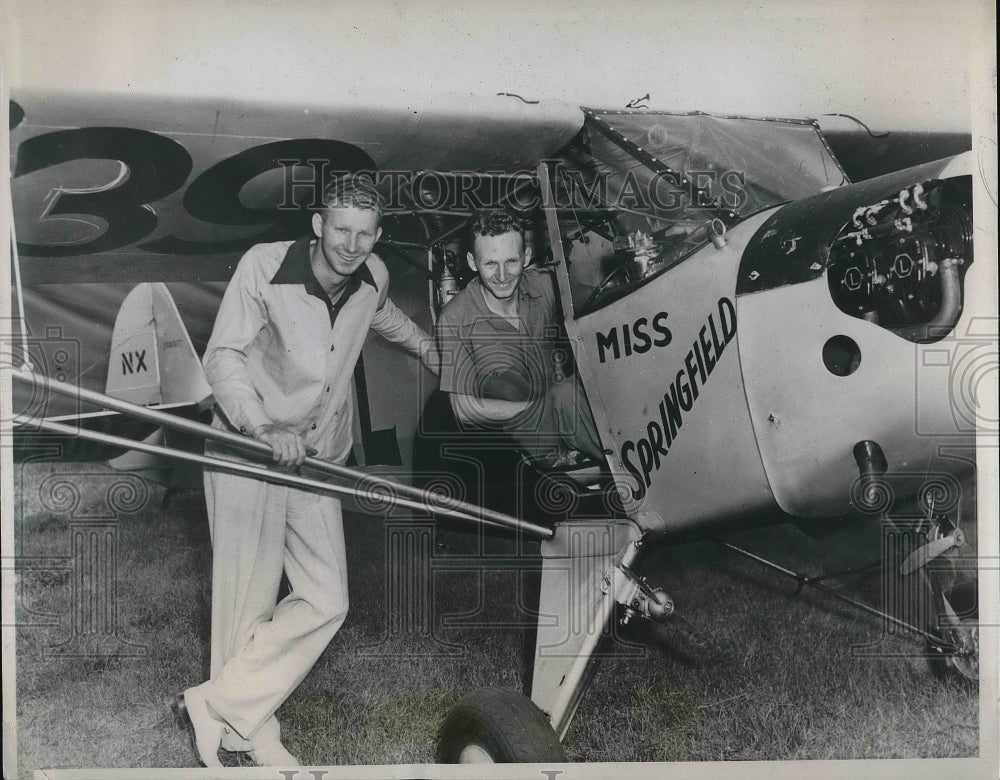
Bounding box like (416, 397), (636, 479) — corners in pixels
(5, 86), (988, 762)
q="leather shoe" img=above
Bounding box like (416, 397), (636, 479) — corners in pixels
(248, 739), (301, 767)
(171, 683), (224, 767)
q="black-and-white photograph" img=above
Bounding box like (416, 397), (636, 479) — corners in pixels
(2, 2), (997, 779)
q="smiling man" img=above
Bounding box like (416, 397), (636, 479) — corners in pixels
(437, 208), (603, 463)
(174, 176), (436, 768)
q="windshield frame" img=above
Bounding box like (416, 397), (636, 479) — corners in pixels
(550, 109), (847, 317)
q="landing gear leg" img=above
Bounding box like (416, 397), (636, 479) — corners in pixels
(530, 520), (643, 740)
(435, 519), (644, 762)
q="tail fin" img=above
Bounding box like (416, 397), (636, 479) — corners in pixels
(105, 283), (212, 407)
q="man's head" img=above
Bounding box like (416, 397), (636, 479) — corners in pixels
(311, 175), (384, 282)
(467, 209), (532, 302)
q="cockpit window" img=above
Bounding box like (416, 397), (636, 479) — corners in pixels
(553, 110), (847, 315)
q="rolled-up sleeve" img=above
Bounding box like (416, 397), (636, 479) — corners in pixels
(202, 255), (272, 434)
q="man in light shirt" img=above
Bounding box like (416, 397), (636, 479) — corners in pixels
(174, 176), (436, 767)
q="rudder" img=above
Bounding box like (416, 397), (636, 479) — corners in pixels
(105, 283), (211, 407)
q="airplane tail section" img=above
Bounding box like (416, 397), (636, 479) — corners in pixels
(105, 283), (211, 482)
(106, 283), (212, 407)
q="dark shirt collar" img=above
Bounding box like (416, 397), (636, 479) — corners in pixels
(270, 236), (378, 293)
(271, 236), (378, 327)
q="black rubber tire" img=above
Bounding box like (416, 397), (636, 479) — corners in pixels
(945, 578), (978, 619)
(928, 579), (979, 684)
(436, 688), (566, 763)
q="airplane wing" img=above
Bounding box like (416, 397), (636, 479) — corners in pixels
(10, 91), (584, 283)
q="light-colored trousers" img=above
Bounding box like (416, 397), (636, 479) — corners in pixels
(202, 468), (349, 748)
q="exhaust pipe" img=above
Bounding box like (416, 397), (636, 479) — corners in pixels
(892, 257), (963, 342)
(852, 439), (889, 512)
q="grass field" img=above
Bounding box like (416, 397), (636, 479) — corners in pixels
(10, 460), (981, 776)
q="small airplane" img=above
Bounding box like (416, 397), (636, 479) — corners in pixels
(5, 81), (992, 764)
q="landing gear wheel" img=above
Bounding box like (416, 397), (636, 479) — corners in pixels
(929, 579), (979, 685)
(436, 688), (566, 763)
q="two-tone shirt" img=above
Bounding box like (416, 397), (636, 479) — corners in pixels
(203, 237), (431, 463)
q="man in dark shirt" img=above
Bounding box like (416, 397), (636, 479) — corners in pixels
(436, 209), (603, 463)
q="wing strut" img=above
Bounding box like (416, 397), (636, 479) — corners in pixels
(11, 368), (552, 540)
(715, 539), (954, 645)
(7, 194), (32, 373)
